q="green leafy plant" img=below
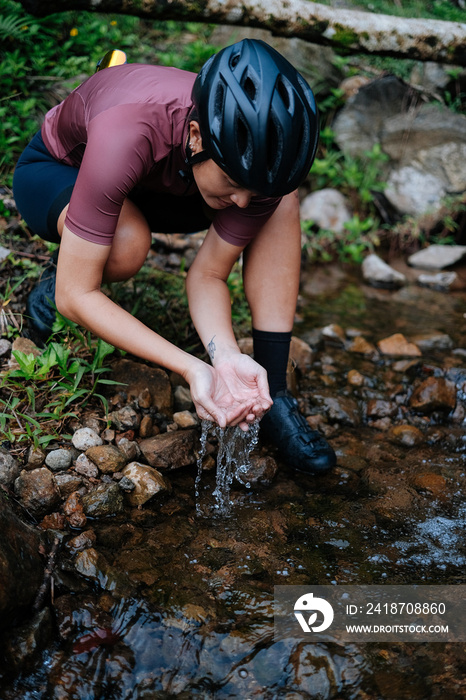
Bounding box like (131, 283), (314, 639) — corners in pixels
(303, 215), (379, 264)
(0, 323), (120, 447)
(311, 142), (389, 207)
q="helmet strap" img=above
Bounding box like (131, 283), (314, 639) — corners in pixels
(186, 148), (211, 167)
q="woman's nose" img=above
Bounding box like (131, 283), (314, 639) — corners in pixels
(231, 190), (252, 208)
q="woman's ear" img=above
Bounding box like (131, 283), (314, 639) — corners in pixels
(188, 121), (203, 155)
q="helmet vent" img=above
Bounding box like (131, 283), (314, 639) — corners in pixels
(266, 116), (281, 179)
(243, 76), (257, 103)
(236, 115), (252, 166)
(230, 51), (241, 69)
(214, 82), (225, 116)
(277, 76), (292, 112)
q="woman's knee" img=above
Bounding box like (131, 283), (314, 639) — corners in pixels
(103, 199), (151, 282)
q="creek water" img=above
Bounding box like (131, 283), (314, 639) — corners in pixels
(1, 263), (466, 699)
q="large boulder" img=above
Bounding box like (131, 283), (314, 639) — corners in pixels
(332, 75), (466, 216)
(139, 429), (198, 470)
(107, 359), (173, 416)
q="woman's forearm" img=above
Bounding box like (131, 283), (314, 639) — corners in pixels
(186, 271), (240, 364)
(186, 225), (244, 365)
(57, 286), (203, 382)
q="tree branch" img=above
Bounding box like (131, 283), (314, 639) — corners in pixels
(18, 0), (466, 65)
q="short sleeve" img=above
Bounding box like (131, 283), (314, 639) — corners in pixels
(212, 196), (282, 247)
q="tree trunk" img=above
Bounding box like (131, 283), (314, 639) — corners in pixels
(18, 0), (466, 66)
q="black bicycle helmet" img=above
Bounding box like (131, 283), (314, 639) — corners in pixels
(191, 38), (319, 197)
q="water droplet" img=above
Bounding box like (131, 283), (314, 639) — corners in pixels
(238, 668), (248, 678)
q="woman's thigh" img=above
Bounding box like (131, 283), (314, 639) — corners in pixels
(13, 131), (79, 244)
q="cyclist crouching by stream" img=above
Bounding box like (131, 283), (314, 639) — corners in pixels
(13, 39), (336, 475)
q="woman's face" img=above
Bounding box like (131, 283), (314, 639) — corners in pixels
(188, 120), (255, 210)
(192, 158), (254, 210)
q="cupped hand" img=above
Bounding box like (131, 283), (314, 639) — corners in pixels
(187, 354), (272, 430)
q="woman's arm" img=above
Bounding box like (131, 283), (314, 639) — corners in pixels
(186, 224), (272, 421)
(55, 225), (245, 427)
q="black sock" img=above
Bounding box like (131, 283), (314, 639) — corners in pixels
(252, 328), (292, 398)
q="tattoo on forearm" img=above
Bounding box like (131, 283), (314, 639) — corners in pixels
(207, 335), (216, 361)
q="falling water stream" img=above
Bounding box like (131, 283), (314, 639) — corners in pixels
(196, 419), (260, 515)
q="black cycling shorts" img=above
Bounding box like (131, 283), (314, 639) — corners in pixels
(13, 130), (212, 244)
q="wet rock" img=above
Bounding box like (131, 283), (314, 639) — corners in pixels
(139, 428), (198, 470)
(410, 473), (447, 497)
(322, 323), (346, 346)
(409, 376), (457, 413)
(54, 473), (83, 499)
(81, 483), (124, 518)
(0, 496), (43, 626)
(409, 331), (454, 353)
(121, 462), (171, 506)
(118, 475), (136, 492)
(26, 446), (46, 470)
(235, 454), (278, 488)
(14, 468), (60, 517)
(65, 529), (97, 554)
(0, 448), (20, 487)
(74, 547), (130, 592)
(347, 369), (366, 386)
(71, 427), (103, 451)
(138, 414), (154, 438)
(390, 424), (425, 447)
(366, 399), (398, 419)
(408, 244), (466, 270)
(300, 188), (352, 233)
(39, 512), (66, 530)
(63, 491), (87, 529)
(377, 333), (422, 357)
(418, 271), (458, 291)
(137, 387), (152, 409)
(362, 254), (406, 289)
(290, 336), (313, 374)
(74, 453), (99, 479)
(290, 641), (346, 698)
(85, 444), (127, 474)
(116, 437), (141, 462)
(393, 358), (422, 373)
(174, 385), (194, 412)
(372, 487), (417, 522)
(315, 395), (361, 426)
(107, 359), (173, 415)
(108, 405), (141, 432)
(370, 417), (392, 431)
(45, 448), (73, 472)
(346, 336), (377, 356)
(173, 410), (198, 428)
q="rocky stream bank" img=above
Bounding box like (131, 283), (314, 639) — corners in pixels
(0, 243), (465, 697)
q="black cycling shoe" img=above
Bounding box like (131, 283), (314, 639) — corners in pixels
(26, 251), (58, 340)
(260, 390), (336, 474)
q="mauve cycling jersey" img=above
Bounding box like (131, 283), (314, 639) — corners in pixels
(41, 63), (280, 247)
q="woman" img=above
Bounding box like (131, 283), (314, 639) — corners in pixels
(13, 38), (336, 474)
